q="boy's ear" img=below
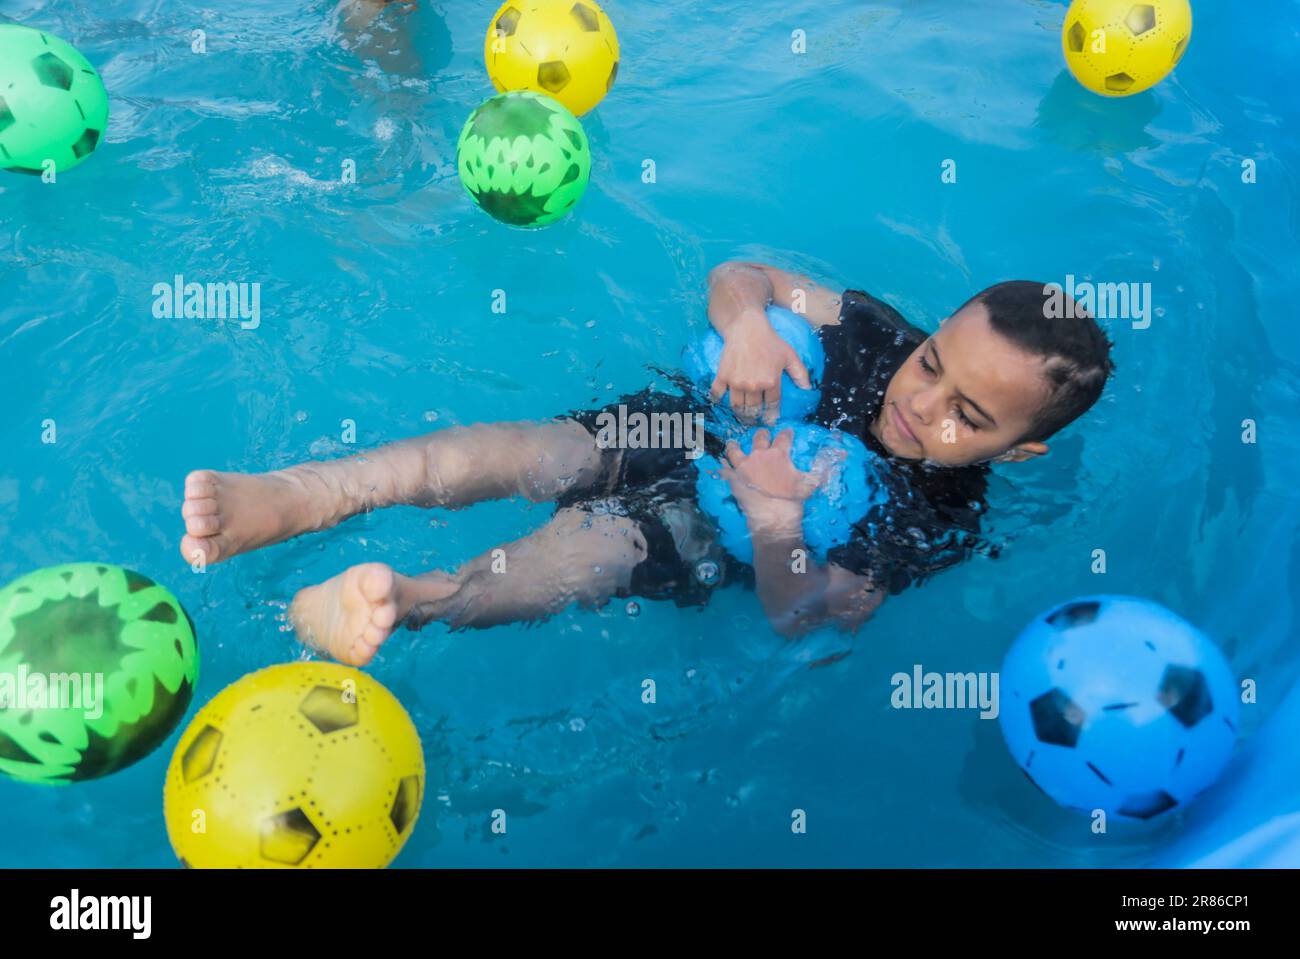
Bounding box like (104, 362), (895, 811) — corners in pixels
(994, 441), (1048, 464)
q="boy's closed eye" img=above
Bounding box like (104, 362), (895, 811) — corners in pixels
(916, 350), (982, 431)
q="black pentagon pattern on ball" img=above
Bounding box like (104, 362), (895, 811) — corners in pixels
(570, 2), (600, 32)
(1172, 36), (1189, 64)
(1106, 73), (1136, 92)
(1030, 688), (1087, 747)
(607, 61), (618, 92)
(494, 7), (522, 37)
(180, 725), (222, 783)
(1045, 599), (1100, 629)
(1125, 4), (1157, 36)
(1157, 665), (1213, 727)
(0, 97), (14, 134)
(538, 60), (572, 95)
(1119, 789), (1178, 820)
(390, 775), (421, 835)
(299, 685), (360, 733)
(1066, 21), (1086, 54)
(32, 52), (74, 91)
(260, 808), (322, 865)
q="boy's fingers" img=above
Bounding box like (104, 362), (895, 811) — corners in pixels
(774, 429), (795, 453)
(709, 375), (727, 403)
(724, 440), (744, 466)
(786, 350), (813, 391)
(765, 377), (782, 419)
(751, 429), (772, 451)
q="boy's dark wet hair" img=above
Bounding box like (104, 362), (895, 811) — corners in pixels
(960, 280), (1115, 442)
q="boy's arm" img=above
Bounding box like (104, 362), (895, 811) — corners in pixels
(705, 262), (845, 424)
(722, 429), (885, 638)
(749, 519), (885, 637)
(706, 261), (844, 335)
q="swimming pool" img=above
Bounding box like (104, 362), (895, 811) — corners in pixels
(1, 0), (1297, 867)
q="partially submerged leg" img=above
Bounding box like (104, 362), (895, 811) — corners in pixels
(408, 507), (648, 630)
(288, 507), (646, 663)
(180, 419), (605, 565)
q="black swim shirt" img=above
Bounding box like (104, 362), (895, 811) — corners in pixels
(813, 289), (992, 594)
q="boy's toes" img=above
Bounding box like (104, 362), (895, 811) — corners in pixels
(182, 496), (218, 519)
(370, 601), (398, 631)
(184, 469), (220, 498)
(347, 640), (380, 667)
(183, 512), (222, 537)
(180, 532), (224, 565)
(358, 564), (395, 603)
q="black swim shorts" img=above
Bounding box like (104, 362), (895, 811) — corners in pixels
(556, 386), (753, 607)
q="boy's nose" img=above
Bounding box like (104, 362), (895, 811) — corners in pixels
(908, 391), (937, 426)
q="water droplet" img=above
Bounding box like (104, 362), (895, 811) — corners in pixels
(694, 560), (720, 586)
(569, 717), (586, 732)
(294, 410), (309, 423)
(592, 565), (603, 575)
(626, 600), (640, 617)
(423, 410), (440, 422)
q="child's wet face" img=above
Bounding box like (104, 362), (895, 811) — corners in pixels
(870, 303), (1051, 466)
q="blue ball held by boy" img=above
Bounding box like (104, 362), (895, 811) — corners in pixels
(693, 423), (885, 566)
(999, 595), (1238, 822)
(684, 305), (825, 420)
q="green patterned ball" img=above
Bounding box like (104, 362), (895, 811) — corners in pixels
(0, 24), (109, 175)
(0, 564), (199, 785)
(456, 91), (591, 227)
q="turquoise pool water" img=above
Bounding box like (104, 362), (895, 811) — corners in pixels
(2, 0), (1298, 867)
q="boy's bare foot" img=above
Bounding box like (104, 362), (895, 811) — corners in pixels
(289, 563), (404, 667)
(180, 469), (322, 566)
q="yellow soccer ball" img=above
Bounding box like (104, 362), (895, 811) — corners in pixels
(163, 662), (424, 869)
(1062, 0), (1192, 97)
(484, 0), (620, 116)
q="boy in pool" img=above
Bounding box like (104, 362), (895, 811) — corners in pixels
(178, 262), (1113, 665)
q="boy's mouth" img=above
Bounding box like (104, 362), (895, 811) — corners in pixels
(890, 401), (922, 452)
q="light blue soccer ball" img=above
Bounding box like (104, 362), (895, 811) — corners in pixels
(999, 596), (1239, 821)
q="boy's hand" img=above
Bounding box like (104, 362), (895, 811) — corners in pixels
(720, 428), (837, 530)
(711, 311), (812, 425)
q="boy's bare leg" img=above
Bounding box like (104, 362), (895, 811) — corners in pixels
(289, 507), (647, 665)
(179, 420), (604, 566)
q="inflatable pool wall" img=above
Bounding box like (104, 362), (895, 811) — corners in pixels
(1161, 676), (1300, 866)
